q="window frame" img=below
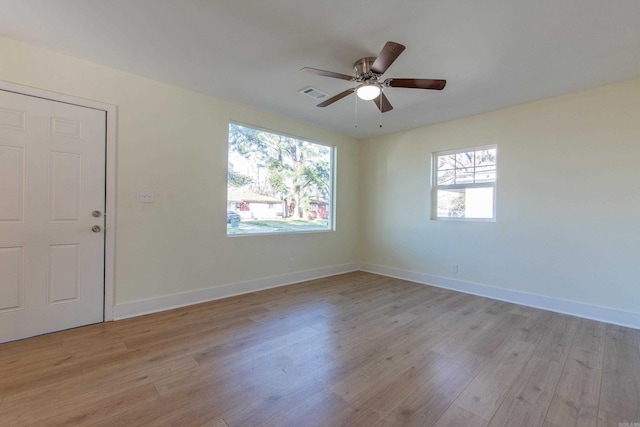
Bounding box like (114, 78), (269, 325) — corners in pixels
(431, 145), (497, 222)
(227, 121), (336, 236)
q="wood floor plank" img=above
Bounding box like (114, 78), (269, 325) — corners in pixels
(319, 404), (383, 427)
(433, 403), (489, 427)
(330, 345), (423, 402)
(0, 271), (637, 426)
(0, 332), (62, 360)
(544, 346), (602, 427)
(487, 356), (562, 426)
(0, 354), (198, 425)
(599, 324), (640, 421)
(596, 408), (633, 427)
(87, 394), (208, 426)
(512, 313), (553, 345)
(248, 387), (350, 427)
(220, 376), (328, 426)
(533, 312), (580, 363)
(25, 384), (159, 427)
(348, 351), (453, 416)
(466, 312), (528, 357)
(573, 318), (607, 353)
(544, 319), (606, 427)
(453, 337), (537, 420)
(379, 349), (485, 426)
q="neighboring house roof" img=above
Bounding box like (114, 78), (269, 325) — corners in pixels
(228, 191), (282, 204)
(309, 198), (329, 205)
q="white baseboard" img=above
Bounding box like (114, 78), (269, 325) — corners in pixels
(112, 261), (640, 330)
(359, 262), (640, 330)
(112, 263), (358, 320)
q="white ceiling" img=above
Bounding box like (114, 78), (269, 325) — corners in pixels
(1, 0), (639, 139)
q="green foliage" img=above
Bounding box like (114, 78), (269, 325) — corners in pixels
(227, 168), (253, 188)
(451, 192), (466, 216)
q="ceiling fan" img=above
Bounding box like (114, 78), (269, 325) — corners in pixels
(300, 41), (446, 112)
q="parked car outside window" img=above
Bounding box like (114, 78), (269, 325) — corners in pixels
(226, 211), (241, 224)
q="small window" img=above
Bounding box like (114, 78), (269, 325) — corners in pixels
(432, 146), (497, 220)
(227, 123), (334, 235)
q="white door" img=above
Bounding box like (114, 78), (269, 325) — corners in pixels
(0, 89), (106, 342)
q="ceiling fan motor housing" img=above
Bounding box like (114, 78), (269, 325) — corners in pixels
(354, 57), (380, 81)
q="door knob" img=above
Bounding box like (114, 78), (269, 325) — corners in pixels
(92, 210), (102, 217)
(92, 225), (102, 233)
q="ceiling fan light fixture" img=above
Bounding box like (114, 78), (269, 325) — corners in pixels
(356, 84), (381, 101)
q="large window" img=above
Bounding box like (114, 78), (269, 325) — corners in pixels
(227, 123), (334, 235)
(432, 146), (497, 220)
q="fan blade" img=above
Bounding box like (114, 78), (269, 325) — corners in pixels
(373, 92), (393, 113)
(370, 41), (406, 75)
(300, 67), (354, 81)
(317, 88), (355, 107)
(385, 78), (447, 90)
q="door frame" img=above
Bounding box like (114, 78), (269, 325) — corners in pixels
(0, 80), (117, 321)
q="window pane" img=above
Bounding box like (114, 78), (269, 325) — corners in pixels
(455, 167), (474, 184)
(437, 149), (496, 185)
(437, 187), (494, 219)
(437, 154), (456, 170)
(455, 152), (474, 169)
(474, 166), (496, 183)
(437, 169), (455, 185)
(465, 187), (494, 218)
(227, 123), (333, 235)
(475, 149), (496, 167)
(436, 189), (465, 218)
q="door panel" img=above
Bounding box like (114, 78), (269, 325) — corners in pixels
(49, 151), (82, 222)
(0, 89), (106, 342)
(48, 243), (80, 303)
(0, 246), (23, 311)
(0, 145), (24, 221)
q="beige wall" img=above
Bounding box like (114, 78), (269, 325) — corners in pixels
(360, 79), (640, 315)
(3, 35), (639, 320)
(0, 37), (360, 305)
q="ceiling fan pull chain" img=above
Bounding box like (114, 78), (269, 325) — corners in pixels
(354, 92), (358, 128)
(379, 89), (383, 128)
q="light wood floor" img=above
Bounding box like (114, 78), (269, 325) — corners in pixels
(1, 272), (639, 426)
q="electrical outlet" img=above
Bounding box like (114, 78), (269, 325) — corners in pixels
(289, 258), (295, 268)
(139, 190), (155, 203)
(450, 264), (458, 273)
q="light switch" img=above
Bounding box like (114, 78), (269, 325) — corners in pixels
(139, 190), (155, 203)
